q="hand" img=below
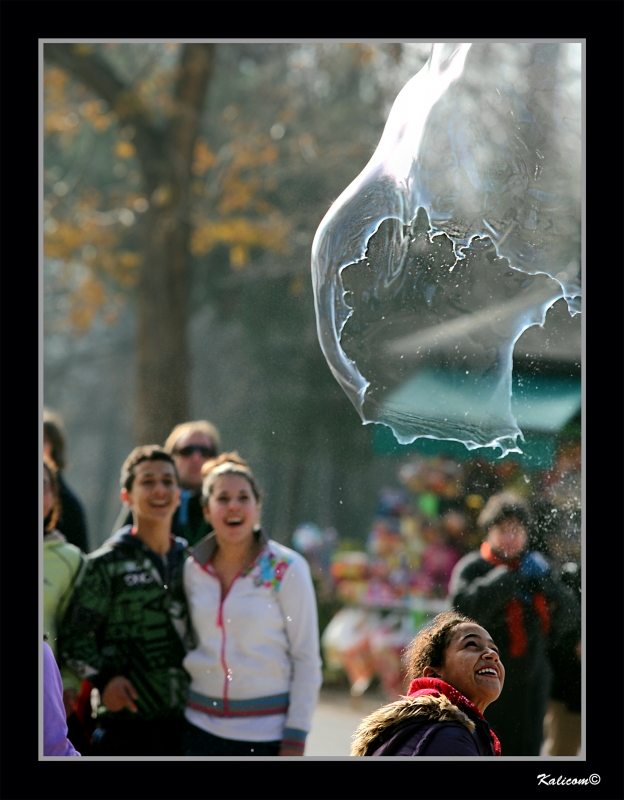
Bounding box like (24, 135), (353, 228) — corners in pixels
(101, 676), (139, 713)
(62, 688), (77, 719)
(279, 745), (304, 756)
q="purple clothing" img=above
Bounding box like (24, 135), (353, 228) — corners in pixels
(371, 717), (496, 756)
(43, 641), (80, 756)
(352, 679), (501, 757)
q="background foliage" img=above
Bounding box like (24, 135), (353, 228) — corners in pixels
(43, 42), (434, 548)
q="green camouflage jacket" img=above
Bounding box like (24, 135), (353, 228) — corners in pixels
(59, 526), (195, 722)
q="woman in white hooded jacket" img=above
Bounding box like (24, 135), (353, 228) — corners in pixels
(182, 453), (322, 757)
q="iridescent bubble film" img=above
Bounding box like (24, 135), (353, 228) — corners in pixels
(311, 43), (581, 456)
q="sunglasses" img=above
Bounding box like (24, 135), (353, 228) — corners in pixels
(174, 445), (217, 458)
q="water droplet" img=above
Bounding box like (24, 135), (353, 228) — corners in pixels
(311, 43), (581, 456)
(270, 123), (285, 141)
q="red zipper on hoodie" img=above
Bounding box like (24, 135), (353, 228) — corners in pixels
(198, 553), (260, 715)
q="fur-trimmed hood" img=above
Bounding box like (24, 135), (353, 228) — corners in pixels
(350, 692), (475, 756)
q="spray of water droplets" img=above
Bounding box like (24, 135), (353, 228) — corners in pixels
(312, 43), (581, 456)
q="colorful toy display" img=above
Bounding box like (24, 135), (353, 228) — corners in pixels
(295, 440), (581, 700)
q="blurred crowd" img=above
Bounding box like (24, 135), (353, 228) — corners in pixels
(296, 444), (581, 607)
(42, 410), (322, 757)
(42, 405), (581, 758)
(293, 440), (582, 756)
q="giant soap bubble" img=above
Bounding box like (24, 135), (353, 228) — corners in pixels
(312, 43), (581, 456)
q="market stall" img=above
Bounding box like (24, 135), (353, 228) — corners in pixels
(292, 434), (581, 702)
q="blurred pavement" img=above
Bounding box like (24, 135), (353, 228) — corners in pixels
(306, 686), (581, 757)
(305, 685), (387, 758)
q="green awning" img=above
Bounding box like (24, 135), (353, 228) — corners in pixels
(371, 372), (581, 470)
(510, 374), (582, 433)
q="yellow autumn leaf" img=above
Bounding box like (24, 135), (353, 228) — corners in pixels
(261, 145), (278, 164)
(44, 111), (77, 134)
(151, 185), (173, 207)
(193, 140), (216, 175)
(44, 217), (121, 267)
(114, 90), (147, 120)
(289, 276), (306, 297)
(93, 115), (113, 132)
(67, 276), (106, 332)
(43, 67), (70, 107)
(68, 305), (95, 332)
(118, 251), (142, 269)
(44, 67), (68, 91)
(103, 309), (119, 325)
(115, 141), (136, 159)
(191, 216), (291, 259)
(72, 44), (94, 56)
(229, 245), (248, 269)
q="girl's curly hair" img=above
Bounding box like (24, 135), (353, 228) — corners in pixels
(404, 609), (478, 681)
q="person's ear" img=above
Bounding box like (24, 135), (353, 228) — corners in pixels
(202, 503), (211, 523)
(120, 488), (132, 508)
(423, 666), (440, 678)
(174, 486), (181, 510)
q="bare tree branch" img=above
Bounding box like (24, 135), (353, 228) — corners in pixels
(44, 43), (216, 443)
(44, 43), (164, 180)
(45, 44), (128, 107)
(168, 44), (215, 179)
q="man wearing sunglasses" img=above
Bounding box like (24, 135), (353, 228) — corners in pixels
(110, 420), (221, 546)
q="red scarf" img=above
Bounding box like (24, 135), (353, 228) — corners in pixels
(406, 677), (502, 756)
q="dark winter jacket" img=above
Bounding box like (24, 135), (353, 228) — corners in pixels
(448, 543), (578, 755)
(351, 678), (501, 756)
(111, 490), (210, 547)
(57, 473), (89, 553)
(548, 562), (581, 713)
(59, 526), (195, 722)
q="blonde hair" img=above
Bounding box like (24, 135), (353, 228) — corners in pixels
(201, 452), (262, 505)
(164, 420), (221, 455)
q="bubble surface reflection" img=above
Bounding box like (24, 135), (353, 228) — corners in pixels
(312, 43), (581, 455)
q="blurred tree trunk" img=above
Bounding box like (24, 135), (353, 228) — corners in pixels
(45, 43), (215, 445)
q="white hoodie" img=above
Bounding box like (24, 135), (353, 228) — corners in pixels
(183, 530), (322, 750)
